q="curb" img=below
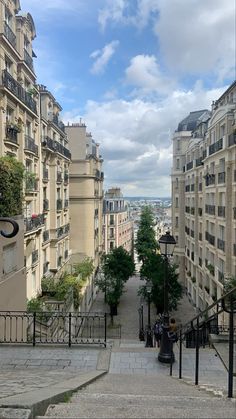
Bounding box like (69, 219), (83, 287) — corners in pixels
(0, 345), (113, 419)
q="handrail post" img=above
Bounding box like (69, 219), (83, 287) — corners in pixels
(68, 312), (71, 347)
(195, 317), (199, 385)
(179, 329), (182, 379)
(33, 312), (36, 347)
(228, 294), (234, 398)
(104, 313), (107, 347)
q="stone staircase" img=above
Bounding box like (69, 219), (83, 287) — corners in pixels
(36, 340), (236, 419)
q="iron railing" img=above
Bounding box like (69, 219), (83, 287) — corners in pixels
(0, 311), (108, 347)
(2, 70), (37, 114)
(171, 287), (236, 398)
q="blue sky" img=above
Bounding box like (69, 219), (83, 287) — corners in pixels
(21, 0), (235, 197)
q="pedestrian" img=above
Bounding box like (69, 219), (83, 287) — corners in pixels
(153, 318), (163, 348)
(168, 318), (178, 343)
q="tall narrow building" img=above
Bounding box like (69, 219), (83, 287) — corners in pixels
(65, 122), (104, 308)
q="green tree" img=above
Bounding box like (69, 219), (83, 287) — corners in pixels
(139, 253), (182, 313)
(0, 156), (24, 216)
(73, 257), (94, 280)
(135, 206), (158, 263)
(95, 246), (135, 310)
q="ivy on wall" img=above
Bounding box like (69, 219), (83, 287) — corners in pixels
(0, 156), (24, 217)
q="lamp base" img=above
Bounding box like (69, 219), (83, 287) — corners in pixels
(158, 324), (175, 363)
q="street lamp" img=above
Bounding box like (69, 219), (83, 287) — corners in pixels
(158, 231), (176, 363)
(145, 280), (153, 348)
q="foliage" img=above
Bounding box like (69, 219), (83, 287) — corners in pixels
(0, 156), (24, 217)
(24, 171), (37, 190)
(135, 206), (158, 262)
(95, 246), (135, 307)
(27, 297), (43, 313)
(54, 273), (83, 309)
(139, 253), (182, 313)
(223, 277), (236, 307)
(41, 277), (57, 294)
(73, 257), (94, 280)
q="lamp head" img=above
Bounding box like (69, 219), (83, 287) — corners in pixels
(158, 231), (176, 256)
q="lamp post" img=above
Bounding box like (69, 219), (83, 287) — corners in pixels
(158, 231), (176, 363)
(145, 281), (153, 348)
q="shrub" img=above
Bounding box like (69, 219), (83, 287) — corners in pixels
(0, 156), (24, 216)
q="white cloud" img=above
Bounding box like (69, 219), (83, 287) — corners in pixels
(63, 83), (226, 197)
(154, 0), (235, 80)
(125, 54), (175, 96)
(90, 41), (119, 75)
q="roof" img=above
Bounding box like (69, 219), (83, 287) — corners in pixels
(177, 110), (209, 132)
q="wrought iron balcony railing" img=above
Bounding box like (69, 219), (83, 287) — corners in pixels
(25, 135), (38, 156)
(24, 49), (33, 71)
(2, 70), (37, 114)
(25, 214), (44, 232)
(41, 136), (71, 160)
(5, 126), (18, 144)
(4, 21), (16, 48)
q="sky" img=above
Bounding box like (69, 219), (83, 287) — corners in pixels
(21, 0), (236, 197)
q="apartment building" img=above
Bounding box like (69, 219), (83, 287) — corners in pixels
(0, 1), (71, 307)
(103, 187), (133, 255)
(65, 122), (104, 308)
(172, 81), (236, 312)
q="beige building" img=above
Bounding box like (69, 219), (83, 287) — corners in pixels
(65, 122), (104, 307)
(0, 0), (71, 308)
(103, 187), (133, 254)
(172, 81), (236, 312)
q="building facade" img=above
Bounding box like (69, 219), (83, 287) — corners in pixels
(65, 122), (104, 309)
(0, 1), (71, 307)
(103, 187), (133, 255)
(172, 81), (236, 312)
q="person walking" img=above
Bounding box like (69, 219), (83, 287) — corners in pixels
(153, 318), (163, 348)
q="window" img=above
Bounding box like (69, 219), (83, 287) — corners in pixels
(32, 271), (36, 293)
(5, 56), (12, 74)
(6, 106), (13, 122)
(176, 159), (180, 170)
(5, 7), (12, 26)
(109, 241), (114, 250)
(177, 140), (180, 151)
(3, 243), (17, 275)
(110, 214), (114, 225)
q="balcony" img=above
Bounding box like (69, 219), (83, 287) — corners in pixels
(205, 174), (215, 186)
(186, 161), (193, 171)
(41, 136), (71, 160)
(5, 126), (18, 145)
(228, 133), (236, 147)
(4, 21), (16, 48)
(196, 157), (203, 167)
(218, 172), (225, 184)
(25, 135), (38, 156)
(24, 49), (33, 71)
(2, 70), (37, 114)
(205, 231), (215, 246)
(218, 206), (225, 217)
(52, 114), (65, 132)
(209, 138), (223, 156)
(43, 199), (49, 212)
(25, 214), (44, 233)
(43, 230), (50, 243)
(57, 227), (64, 238)
(32, 250), (39, 265)
(57, 199), (63, 211)
(217, 238), (225, 252)
(205, 204), (215, 215)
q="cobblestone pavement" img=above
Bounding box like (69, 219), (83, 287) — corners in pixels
(0, 346), (100, 399)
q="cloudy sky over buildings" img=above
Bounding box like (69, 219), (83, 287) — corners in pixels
(22, 0), (235, 197)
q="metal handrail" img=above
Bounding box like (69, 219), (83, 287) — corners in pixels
(172, 286), (236, 398)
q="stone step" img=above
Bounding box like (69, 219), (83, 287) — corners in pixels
(37, 394), (236, 418)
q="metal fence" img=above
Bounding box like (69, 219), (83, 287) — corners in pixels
(0, 311), (112, 347)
